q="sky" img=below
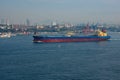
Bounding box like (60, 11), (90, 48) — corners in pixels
(0, 0), (120, 24)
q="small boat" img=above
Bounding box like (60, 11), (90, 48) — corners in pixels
(0, 33), (11, 38)
(33, 30), (110, 43)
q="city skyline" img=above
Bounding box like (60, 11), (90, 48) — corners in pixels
(0, 0), (120, 24)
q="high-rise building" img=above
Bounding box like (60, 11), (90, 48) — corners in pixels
(51, 21), (57, 26)
(6, 18), (9, 25)
(26, 19), (30, 26)
(1, 19), (4, 24)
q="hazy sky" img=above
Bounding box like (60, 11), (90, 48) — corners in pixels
(0, 0), (120, 24)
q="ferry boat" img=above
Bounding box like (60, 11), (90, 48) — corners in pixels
(33, 30), (110, 43)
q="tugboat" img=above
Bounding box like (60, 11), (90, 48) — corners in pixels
(33, 29), (110, 43)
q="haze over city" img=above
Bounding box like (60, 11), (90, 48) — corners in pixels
(0, 0), (120, 24)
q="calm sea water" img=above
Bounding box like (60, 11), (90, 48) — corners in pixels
(0, 32), (120, 80)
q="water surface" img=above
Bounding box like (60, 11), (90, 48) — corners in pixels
(0, 33), (120, 80)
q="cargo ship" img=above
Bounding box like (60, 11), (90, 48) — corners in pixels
(33, 30), (110, 43)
